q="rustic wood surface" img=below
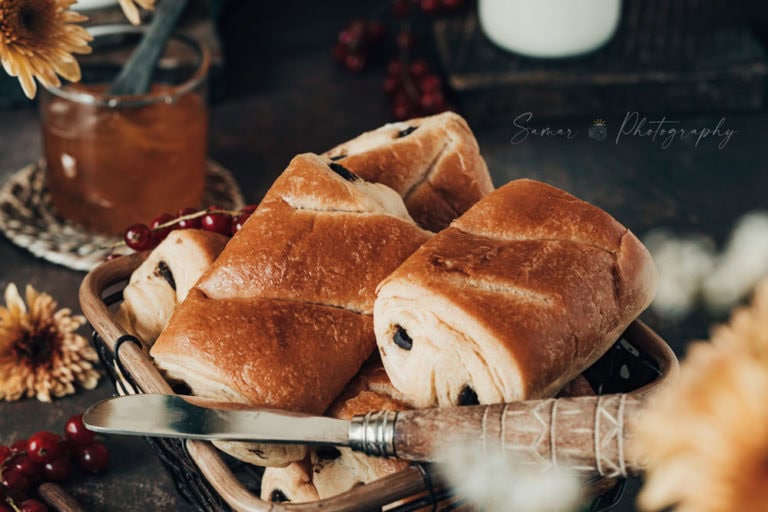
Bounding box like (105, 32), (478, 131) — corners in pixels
(1, 1), (767, 511)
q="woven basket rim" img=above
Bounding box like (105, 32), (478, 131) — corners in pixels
(79, 252), (679, 511)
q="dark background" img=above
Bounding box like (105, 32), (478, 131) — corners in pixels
(1, 0), (768, 510)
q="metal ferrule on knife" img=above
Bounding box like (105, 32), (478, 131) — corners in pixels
(348, 410), (398, 458)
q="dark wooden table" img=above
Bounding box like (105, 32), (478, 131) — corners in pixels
(1, 2), (767, 510)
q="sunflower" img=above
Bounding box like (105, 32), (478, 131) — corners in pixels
(0, 0), (91, 98)
(632, 279), (768, 512)
(118, 0), (155, 26)
(0, 283), (100, 402)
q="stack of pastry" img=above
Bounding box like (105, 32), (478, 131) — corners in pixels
(117, 112), (656, 504)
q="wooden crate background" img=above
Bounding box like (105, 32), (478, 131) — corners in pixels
(433, 0), (768, 123)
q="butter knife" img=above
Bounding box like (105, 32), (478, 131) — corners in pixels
(83, 393), (643, 477)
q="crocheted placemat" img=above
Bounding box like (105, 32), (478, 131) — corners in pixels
(0, 160), (244, 272)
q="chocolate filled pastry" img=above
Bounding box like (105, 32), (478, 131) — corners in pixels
(310, 361), (410, 500)
(151, 154), (431, 466)
(324, 111), (494, 232)
(116, 230), (228, 347)
(374, 179), (658, 407)
(261, 458), (319, 504)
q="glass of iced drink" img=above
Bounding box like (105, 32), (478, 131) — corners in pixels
(39, 25), (210, 235)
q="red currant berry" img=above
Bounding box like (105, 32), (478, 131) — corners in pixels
(19, 499), (48, 512)
(337, 29), (355, 46)
(0, 445), (10, 464)
(231, 212), (252, 235)
(11, 439), (27, 452)
(150, 213), (176, 242)
(76, 442), (109, 474)
(392, 0), (411, 18)
(393, 101), (416, 121)
(382, 75), (401, 95)
(42, 456), (72, 482)
(201, 212), (232, 236)
(440, 0), (464, 10)
(2, 469), (31, 496)
(241, 204), (258, 214)
(64, 414), (95, 446)
(365, 21), (385, 42)
(420, 0), (441, 14)
(346, 20), (366, 40)
(11, 455), (43, 482)
(27, 432), (60, 464)
(57, 439), (75, 459)
(420, 91), (446, 112)
(332, 42), (347, 63)
(409, 59), (429, 77)
(0, 504), (11, 512)
(344, 53), (366, 73)
(176, 208), (202, 229)
(123, 223), (154, 252)
(419, 74), (442, 93)
(387, 60), (403, 76)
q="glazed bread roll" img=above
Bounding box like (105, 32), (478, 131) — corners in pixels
(116, 230), (228, 346)
(311, 387), (410, 500)
(261, 458), (319, 504)
(151, 154), (431, 466)
(374, 179), (658, 407)
(324, 111), (494, 232)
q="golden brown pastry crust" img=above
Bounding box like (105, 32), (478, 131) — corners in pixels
(150, 153), (430, 466)
(152, 289), (375, 413)
(324, 112), (494, 232)
(374, 179), (657, 407)
(116, 230), (228, 346)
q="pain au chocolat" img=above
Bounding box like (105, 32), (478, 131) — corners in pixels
(374, 179), (658, 408)
(150, 153), (430, 466)
(261, 359), (411, 505)
(324, 111), (494, 232)
(116, 230), (228, 347)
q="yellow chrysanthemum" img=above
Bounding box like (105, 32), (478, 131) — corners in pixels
(0, 283), (100, 402)
(118, 0), (154, 25)
(633, 279), (768, 512)
(0, 0), (92, 98)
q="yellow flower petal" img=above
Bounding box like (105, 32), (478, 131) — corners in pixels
(0, 0), (92, 98)
(0, 283), (100, 402)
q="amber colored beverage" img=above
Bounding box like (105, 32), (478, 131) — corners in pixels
(41, 83), (207, 235)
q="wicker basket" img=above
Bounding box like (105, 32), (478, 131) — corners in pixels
(79, 252), (679, 512)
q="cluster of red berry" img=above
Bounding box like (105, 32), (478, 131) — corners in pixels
(333, 0), (468, 120)
(0, 415), (108, 511)
(332, 19), (386, 73)
(384, 58), (446, 120)
(122, 205), (258, 252)
(392, 0), (466, 17)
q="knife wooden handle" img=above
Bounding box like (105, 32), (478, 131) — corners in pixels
(383, 394), (643, 478)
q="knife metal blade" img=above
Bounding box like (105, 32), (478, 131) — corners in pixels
(84, 394), (351, 446)
(83, 394), (398, 458)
